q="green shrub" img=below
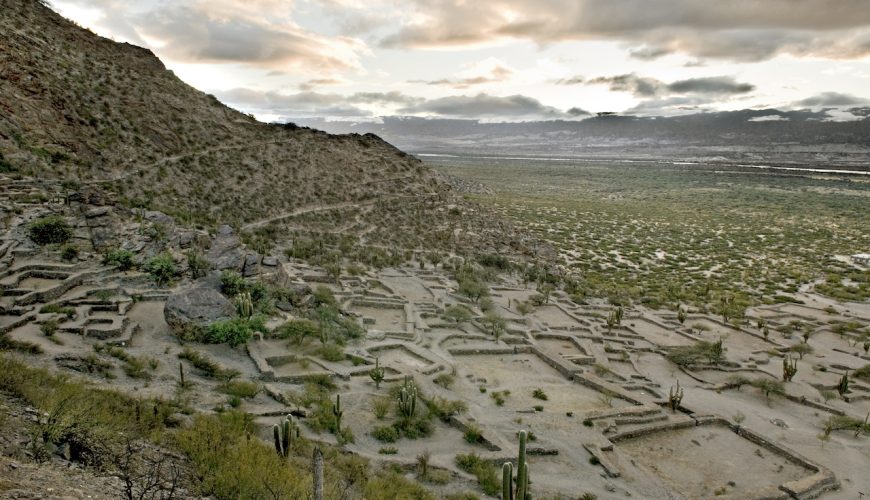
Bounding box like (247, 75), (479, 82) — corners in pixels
(219, 380), (260, 399)
(205, 316), (267, 347)
(364, 472), (435, 500)
(178, 348), (239, 380)
(103, 249), (135, 270)
(28, 216), (71, 245)
(186, 250), (210, 279)
(317, 344), (345, 362)
(60, 244), (79, 261)
(532, 388), (548, 400)
(454, 453), (499, 496)
(40, 319), (59, 337)
(39, 304), (76, 318)
(0, 151), (15, 172)
(220, 270), (246, 296)
(433, 373), (454, 389)
(274, 319), (320, 343)
(378, 446), (398, 455)
(463, 424), (482, 444)
(144, 253), (177, 286)
(313, 286), (338, 308)
(372, 425), (400, 443)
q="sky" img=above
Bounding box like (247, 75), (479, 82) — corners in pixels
(51, 0), (870, 122)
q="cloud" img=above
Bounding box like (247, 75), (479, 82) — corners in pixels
(567, 107), (591, 116)
(628, 46), (670, 60)
(748, 114), (789, 122)
(378, 0), (870, 62)
(53, 0), (369, 72)
(411, 64), (513, 89)
(587, 74), (754, 98)
(216, 88), (584, 121)
(214, 88), (425, 118)
(298, 78), (345, 91)
(667, 76), (755, 95)
(554, 76), (585, 85)
(398, 93), (567, 119)
(792, 92), (869, 107)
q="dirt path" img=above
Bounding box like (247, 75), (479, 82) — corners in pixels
(241, 200), (376, 231)
(81, 140), (292, 185)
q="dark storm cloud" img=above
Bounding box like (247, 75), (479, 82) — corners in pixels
(379, 0), (870, 61)
(587, 74), (755, 97)
(792, 92), (869, 107)
(400, 93), (567, 118)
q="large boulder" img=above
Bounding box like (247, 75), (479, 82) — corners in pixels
(206, 225), (245, 271)
(164, 286), (234, 338)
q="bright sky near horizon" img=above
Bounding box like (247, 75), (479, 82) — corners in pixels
(51, 0), (870, 122)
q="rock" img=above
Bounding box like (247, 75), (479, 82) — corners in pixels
(262, 255), (279, 267)
(206, 225), (245, 271)
(164, 287), (234, 337)
(84, 206), (110, 218)
(178, 231), (196, 248)
(243, 253), (261, 278)
(144, 211), (174, 225)
(769, 418), (788, 428)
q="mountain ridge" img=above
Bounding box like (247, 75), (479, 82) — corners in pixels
(0, 0), (531, 256)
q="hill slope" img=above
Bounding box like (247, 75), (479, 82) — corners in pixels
(0, 0), (527, 255)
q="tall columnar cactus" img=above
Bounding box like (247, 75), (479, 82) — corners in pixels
(514, 430), (529, 500)
(235, 291), (253, 318)
(668, 381), (684, 412)
(398, 378), (417, 419)
(677, 308), (686, 325)
(615, 306), (624, 325)
(838, 372), (850, 396)
(502, 462), (513, 500)
(369, 357), (385, 389)
(178, 362), (185, 387)
(273, 415), (299, 458)
(332, 394), (343, 434)
(605, 311), (616, 334)
(312, 447), (324, 500)
(782, 356), (798, 382)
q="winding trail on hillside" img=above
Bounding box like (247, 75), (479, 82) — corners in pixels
(81, 140), (292, 185)
(240, 200), (376, 231)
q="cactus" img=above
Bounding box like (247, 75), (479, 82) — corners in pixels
(369, 357), (385, 389)
(782, 356), (798, 382)
(515, 430), (529, 500)
(677, 308), (686, 325)
(502, 462), (513, 500)
(312, 446), (324, 500)
(397, 378), (417, 419)
(615, 306), (624, 325)
(838, 372), (849, 396)
(332, 394), (343, 434)
(273, 415), (299, 457)
(235, 291), (253, 318)
(763, 326), (770, 340)
(605, 311), (616, 334)
(857, 412), (869, 438)
(668, 381), (684, 412)
(864, 340), (869, 355)
(178, 362), (185, 387)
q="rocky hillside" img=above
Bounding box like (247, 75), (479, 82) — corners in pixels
(0, 0), (530, 257)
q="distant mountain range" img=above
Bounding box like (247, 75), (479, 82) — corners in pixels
(292, 110), (870, 170)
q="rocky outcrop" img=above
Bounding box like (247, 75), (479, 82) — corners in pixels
(206, 225), (245, 271)
(164, 286), (234, 337)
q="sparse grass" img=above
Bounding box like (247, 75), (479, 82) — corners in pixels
(178, 348), (239, 381)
